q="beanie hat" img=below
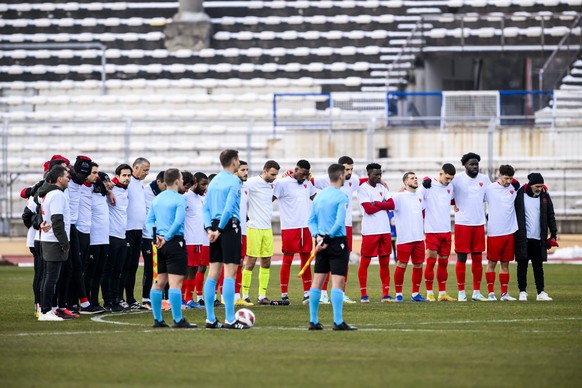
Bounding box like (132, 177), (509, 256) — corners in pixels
(43, 161), (50, 173)
(50, 154), (70, 166)
(527, 172), (544, 186)
(74, 155), (92, 177)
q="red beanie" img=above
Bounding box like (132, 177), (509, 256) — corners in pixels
(50, 154), (70, 165)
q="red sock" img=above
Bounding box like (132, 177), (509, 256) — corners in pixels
(456, 261), (466, 291)
(80, 297), (89, 304)
(436, 258), (448, 292)
(379, 256), (391, 297)
(412, 266), (422, 294)
(486, 271), (496, 294)
(394, 266), (406, 294)
(217, 267), (224, 295)
(471, 253), (483, 291)
(322, 272), (330, 291)
(235, 265), (243, 294)
(424, 258), (436, 291)
(280, 254), (293, 294)
(358, 257), (371, 297)
(184, 279), (195, 301)
(344, 264), (349, 291)
(499, 272), (510, 295)
(181, 281), (188, 300)
(195, 272), (205, 297)
(299, 252), (312, 292)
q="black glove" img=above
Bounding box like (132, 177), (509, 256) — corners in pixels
(422, 177), (432, 189)
(511, 178), (520, 191)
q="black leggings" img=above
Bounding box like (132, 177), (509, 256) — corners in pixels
(32, 242), (42, 305)
(41, 261), (63, 313)
(102, 236), (126, 306)
(517, 239), (545, 294)
(141, 238), (153, 301)
(67, 225), (88, 306)
(85, 244), (108, 306)
(120, 230), (142, 304)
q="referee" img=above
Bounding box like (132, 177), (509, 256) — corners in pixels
(145, 168), (196, 328)
(202, 149), (248, 329)
(307, 164), (357, 331)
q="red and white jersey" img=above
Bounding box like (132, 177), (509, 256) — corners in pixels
(240, 182), (249, 236)
(76, 183), (93, 234)
(392, 190), (425, 244)
(358, 181), (390, 235)
(108, 185), (128, 239)
(451, 172), (490, 226)
(273, 177), (316, 230)
(126, 177), (146, 231)
(41, 189), (71, 242)
(90, 192), (109, 245)
(313, 174), (359, 227)
(68, 180), (81, 224)
(184, 190), (209, 246)
(421, 179), (454, 233)
(25, 197), (37, 247)
(485, 182), (518, 237)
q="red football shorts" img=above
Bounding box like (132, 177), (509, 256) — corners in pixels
(186, 244), (210, 267)
(487, 234), (515, 262)
(361, 233), (392, 258)
(425, 232), (452, 257)
(241, 234), (247, 261)
(281, 227), (313, 254)
(397, 240), (425, 265)
(454, 224), (485, 254)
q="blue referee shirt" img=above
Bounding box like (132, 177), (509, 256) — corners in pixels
(145, 189), (186, 241)
(308, 186), (348, 238)
(203, 170), (242, 230)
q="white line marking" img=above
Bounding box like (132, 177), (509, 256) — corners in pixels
(90, 311), (148, 326)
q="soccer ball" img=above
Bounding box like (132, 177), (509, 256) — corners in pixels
(236, 308), (255, 327)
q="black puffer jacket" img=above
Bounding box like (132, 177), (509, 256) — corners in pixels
(514, 185), (558, 262)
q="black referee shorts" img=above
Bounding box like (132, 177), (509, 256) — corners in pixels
(314, 236), (349, 277)
(210, 218), (242, 265)
(157, 236), (187, 276)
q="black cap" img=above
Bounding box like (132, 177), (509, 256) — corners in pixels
(74, 155), (92, 177)
(527, 172), (544, 185)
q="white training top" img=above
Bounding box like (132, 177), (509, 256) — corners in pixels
(451, 172), (490, 226)
(68, 180), (81, 224)
(142, 183), (156, 239)
(184, 190), (209, 246)
(393, 190), (425, 244)
(485, 182), (518, 236)
(273, 177), (316, 230)
(126, 177), (146, 231)
(240, 182), (249, 236)
(76, 184), (93, 234)
(421, 179), (454, 233)
(90, 192), (110, 245)
(524, 194), (541, 240)
(358, 181), (390, 235)
(313, 174), (359, 227)
(109, 185), (128, 239)
(41, 189), (71, 242)
(26, 197), (37, 247)
(246, 175), (275, 230)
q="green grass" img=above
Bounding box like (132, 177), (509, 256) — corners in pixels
(1, 264), (581, 387)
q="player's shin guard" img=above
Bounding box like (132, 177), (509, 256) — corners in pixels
(223, 278), (235, 323)
(203, 278), (217, 323)
(241, 269), (253, 297)
(411, 266), (422, 294)
(486, 271), (496, 294)
(358, 257), (371, 297)
(195, 271), (205, 297)
(300, 252), (312, 292)
(379, 256), (391, 297)
(437, 259), (448, 292)
(259, 267), (270, 298)
(150, 288), (163, 322)
(331, 288), (344, 325)
(456, 261), (466, 291)
(424, 258), (437, 291)
(280, 255), (293, 294)
(168, 288), (182, 323)
(394, 266), (406, 294)
(309, 288), (321, 324)
(471, 253), (483, 291)
(499, 272), (509, 295)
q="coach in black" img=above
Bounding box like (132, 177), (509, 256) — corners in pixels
(514, 172), (558, 302)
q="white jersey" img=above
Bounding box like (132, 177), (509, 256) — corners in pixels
(524, 194), (541, 240)
(25, 197), (38, 247)
(246, 175), (275, 230)
(126, 176), (146, 231)
(41, 188), (71, 242)
(358, 181), (390, 235)
(76, 183), (93, 234)
(184, 190), (209, 246)
(421, 179), (454, 233)
(485, 182), (518, 237)
(142, 183), (157, 239)
(273, 177), (316, 230)
(90, 192), (110, 245)
(240, 182), (249, 235)
(393, 190), (425, 244)
(451, 172), (490, 226)
(68, 180), (81, 224)
(313, 174), (359, 227)
(109, 185), (128, 239)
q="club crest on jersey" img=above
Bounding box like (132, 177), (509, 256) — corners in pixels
(510, 190), (514, 195)
(179, 241), (184, 247)
(379, 191), (383, 196)
(479, 182), (484, 187)
(447, 189), (451, 194)
(270, 184), (274, 189)
(349, 182), (352, 187)
(303, 183), (307, 188)
(418, 198), (422, 203)
(244, 190), (248, 195)
(340, 243), (345, 249)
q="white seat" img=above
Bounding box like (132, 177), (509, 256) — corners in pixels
(377, 14), (395, 24)
(215, 63), (233, 73)
(224, 78), (243, 88)
(346, 30), (366, 40)
(296, 77), (314, 87)
(76, 33), (94, 42)
(344, 77), (362, 87)
(429, 29), (447, 39)
(245, 48), (262, 57)
(303, 31), (321, 40)
(330, 62), (348, 72)
(192, 63), (209, 73)
(30, 65), (48, 75)
(332, 15), (350, 24)
(369, 30), (388, 39)
(258, 31), (276, 40)
(242, 16), (259, 25)
(223, 48), (240, 57)
(86, 2), (104, 11)
(127, 49), (145, 59)
(326, 30), (343, 40)
(168, 64), (187, 73)
(214, 32), (230, 40)
(57, 50), (75, 59)
(151, 49), (168, 59)
(287, 16), (304, 25)
(338, 46), (357, 56)
(284, 63), (301, 72)
(237, 31), (254, 40)
(272, 78), (290, 87)
(104, 17), (121, 27)
(144, 64), (163, 74)
(307, 62), (325, 72)
(81, 18), (98, 27)
(239, 63), (255, 73)
(126, 17), (144, 27)
(525, 27), (542, 37)
(503, 27), (520, 38)
(314, 47), (333, 56)
(261, 63), (278, 73)
(56, 18), (75, 27)
(53, 65), (70, 74)
(100, 33), (116, 42)
(355, 15), (373, 24)
(122, 33), (139, 42)
(281, 31), (298, 40)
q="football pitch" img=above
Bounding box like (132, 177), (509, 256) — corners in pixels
(1, 264), (581, 387)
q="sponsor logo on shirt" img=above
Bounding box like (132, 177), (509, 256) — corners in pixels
(479, 182), (484, 187)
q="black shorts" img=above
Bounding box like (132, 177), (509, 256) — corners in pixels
(314, 237), (349, 277)
(210, 219), (242, 265)
(157, 236), (187, 276)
